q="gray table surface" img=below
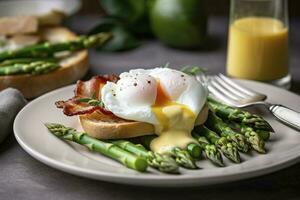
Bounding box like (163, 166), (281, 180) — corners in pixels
(1, 15), (300, 200)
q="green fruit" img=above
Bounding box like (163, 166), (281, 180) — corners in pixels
(100, 0), (146, 24)
(149, 0), (207, 49)
(99, 0), (151, 36)
(89, 17), (140, 51)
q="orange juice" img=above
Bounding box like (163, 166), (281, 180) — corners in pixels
(227, 17), (289, 81)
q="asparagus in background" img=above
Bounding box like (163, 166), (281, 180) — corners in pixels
(193, 126), (241, 163)
(208, 96), (273, 132)
(111, 140), (179, 174)
(0, 32), (112, 62)
(192, 133), (224, 167)
(135, 135), (199, 169)
(45, 123), (148, 172)
(0, 61), (60, 75)
(205, 111), (250, 153)
(0, 58), (57, 66)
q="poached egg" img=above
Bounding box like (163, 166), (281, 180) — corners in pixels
(101, 68), (208, 153)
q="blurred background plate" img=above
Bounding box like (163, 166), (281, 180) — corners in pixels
(0, 0), (81, 17)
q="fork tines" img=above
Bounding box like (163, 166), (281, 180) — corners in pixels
(207, 74), (266, 106)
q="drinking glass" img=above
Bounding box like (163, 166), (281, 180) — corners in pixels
(226, 0), (290, 88)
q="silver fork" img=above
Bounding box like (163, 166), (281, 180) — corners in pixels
(197, 73), (300, 132)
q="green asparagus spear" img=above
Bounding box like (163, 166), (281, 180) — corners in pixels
(171, 147), (198, 169)
(208, 96), (273, 132)
(32, 62), (59, 74)
(193, 126), (241, 163)
(192, 133), (224, 166)
(0, 32), (112, 61)
(135, 135), (198, 169)
(0, 61), (60, 75)
(110, 140), (179, 174)
(226, 120), (267, 153)
(0, 58), (57, 66)
(186, 143), (202, 159)
(134, 135), (202, 159)
(256, 130), (270, 141)
(205, 111), (250, 153)
(240, 124), (266, 153)
(45, 123), (148, 172)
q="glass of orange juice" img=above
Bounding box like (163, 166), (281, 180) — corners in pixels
(227, 0), (290, 88)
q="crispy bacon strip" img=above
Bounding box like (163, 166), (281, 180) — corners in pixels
(56, 75), (119, 116)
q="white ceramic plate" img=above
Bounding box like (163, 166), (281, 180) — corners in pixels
(14, 79), (300, 187)
(0, 0), (81, 17)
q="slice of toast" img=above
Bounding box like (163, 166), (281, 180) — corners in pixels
(79, 103), (209, 139)
(0, 16), (38, 36)
(79, 111), (155, 139)
(0, 27), (89, 98)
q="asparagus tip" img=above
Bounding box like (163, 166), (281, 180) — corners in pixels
(147, 152), (180, 174)
(229, 134), (250, 153)
(245, 131), (266, 154)
(217, 138), (241, 163)
(225, 150), (241, 163)
(205, 144), (224, 167)
(252, 142), (266, 154)
(172, 148), (199, 169)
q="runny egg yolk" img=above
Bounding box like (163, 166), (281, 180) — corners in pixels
(150, 80), (198, 154)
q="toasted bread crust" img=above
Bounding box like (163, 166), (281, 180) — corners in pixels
(0, 27), (89, 99)
(79, 103), (209, 139)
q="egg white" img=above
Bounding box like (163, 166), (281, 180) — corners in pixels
(101, 68), (208, 125)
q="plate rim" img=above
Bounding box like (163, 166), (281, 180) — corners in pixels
(13, 80), (300, 186)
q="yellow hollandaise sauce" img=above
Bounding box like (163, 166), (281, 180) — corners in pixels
(150, 81), (197, 154)
(227, 17), (289, 81)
